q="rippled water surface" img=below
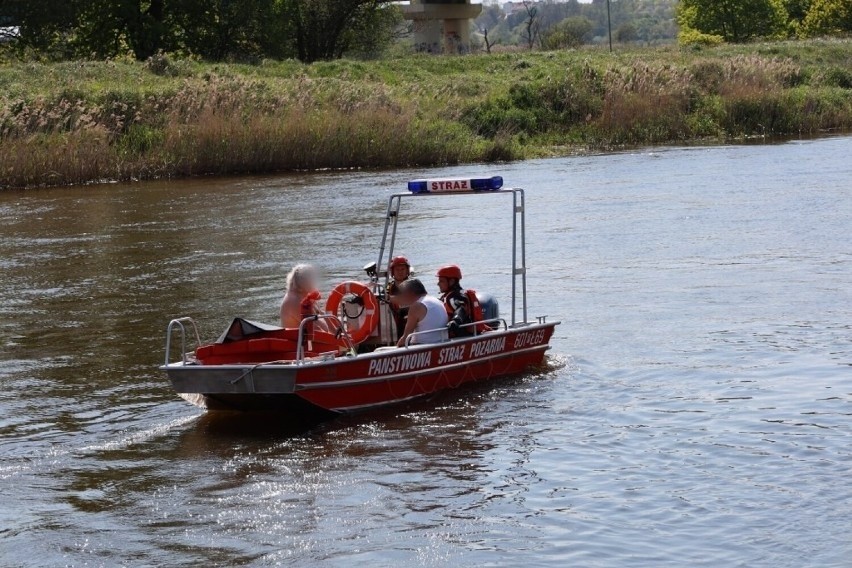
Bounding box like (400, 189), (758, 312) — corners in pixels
(1, 137), (850, 567)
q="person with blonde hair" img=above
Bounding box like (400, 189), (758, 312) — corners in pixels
(280, 264), (325, 329)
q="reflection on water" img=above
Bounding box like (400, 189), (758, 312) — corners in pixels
(1, 137), (851, 566)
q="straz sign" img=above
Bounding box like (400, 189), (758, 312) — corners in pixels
(367, 336), (510, 377)
(426, 179), (471, 192)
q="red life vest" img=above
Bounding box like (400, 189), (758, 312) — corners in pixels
(301, 290), (322, 318)
(444, 288), (491, 334)
(300, 290), (322, 337)
(464, 289), (492, 334)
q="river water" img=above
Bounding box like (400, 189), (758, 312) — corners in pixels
(1, 136), (850, 567)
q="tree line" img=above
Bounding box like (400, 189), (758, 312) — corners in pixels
(476, 0), (850, 51)
(475, 0), (678, 50)
(678, 0), (852, 44)
(0, 0), (401, 62)
(2, 0), (850, 63)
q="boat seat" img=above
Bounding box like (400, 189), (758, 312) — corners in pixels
(195, 335), (343, 365)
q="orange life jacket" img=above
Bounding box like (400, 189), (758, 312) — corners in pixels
(300, 290), (322, 337)
(444, 288), (491, 334)
(464, 289), (492, 334)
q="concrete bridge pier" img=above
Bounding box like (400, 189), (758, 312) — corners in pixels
(403, 1), (482, 55)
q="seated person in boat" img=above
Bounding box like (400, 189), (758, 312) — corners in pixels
(386, 255), (411, 340)
(395, 278), (449, 346)
(437, 264), (485, 338)
(280, 264), (328, 330)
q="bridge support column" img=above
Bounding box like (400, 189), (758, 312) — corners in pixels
(403, 1), (482, 55)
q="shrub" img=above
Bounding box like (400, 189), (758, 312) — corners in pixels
(678, 27), (725, 47)
(541, 17), (594, 50)
(813, 66), (852, 88)
(801, 0), (852, 37)
(461, 62), (603, 138)
(144, 52), (191, 77)
(690, 60), (726, 92)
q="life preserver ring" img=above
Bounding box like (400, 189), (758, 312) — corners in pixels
(325, 281), (379, 345)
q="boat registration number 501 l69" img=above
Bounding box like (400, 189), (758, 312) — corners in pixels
(513, 329), (548, 349)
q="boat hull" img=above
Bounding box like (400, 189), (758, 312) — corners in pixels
(162, 322), (557, 415)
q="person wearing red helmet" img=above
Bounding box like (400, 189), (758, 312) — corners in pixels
(436, 264), (474, 337)
(386, 255), (412, 340)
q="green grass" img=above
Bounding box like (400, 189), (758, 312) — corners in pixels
(1, 39), (851, 189)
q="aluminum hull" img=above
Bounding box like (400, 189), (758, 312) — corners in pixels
(162, 322), (557, 416)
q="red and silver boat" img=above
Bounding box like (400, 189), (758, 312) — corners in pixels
(160, 176), (560, 421)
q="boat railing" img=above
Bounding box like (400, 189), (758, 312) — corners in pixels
(404, 318), (508, 347)
(297, 314), (356, 364)
(164, 317), (202, 366)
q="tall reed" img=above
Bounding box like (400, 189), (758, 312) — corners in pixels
(1, 42), (850, 190)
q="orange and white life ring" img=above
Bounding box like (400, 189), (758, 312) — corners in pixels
(325, 281), (379, 345)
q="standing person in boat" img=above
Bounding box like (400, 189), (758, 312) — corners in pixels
(395, 279), (449, 346)
(437, 264), (474, 337)
(280, 264), (328, 331)
(386, 255), (412, 340)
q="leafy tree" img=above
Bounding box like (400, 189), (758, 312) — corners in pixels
(677, 0), (788, 42)
(785, 0), (813, 21)
(5, 0), (177, 60)
(1, 0), (77, 56)
(72, 0), (171, 60)
(535, 0), (582, 31)
(170, 0), (281, 60)
(279, 0), (390, 62)
(541, 16), (593, 49)
(0, 0), (399, 62)
(615, 21), (638, 42)
(783, 0), (813, 35)
(801, 0), (852, 36)
(345, 3), (405, 59)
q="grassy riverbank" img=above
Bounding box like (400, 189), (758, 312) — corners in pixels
(2, 39), (851, 189)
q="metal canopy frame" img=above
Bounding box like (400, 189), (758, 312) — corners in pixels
(376, 188), (528, 326)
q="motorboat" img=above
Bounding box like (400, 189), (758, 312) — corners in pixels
(160, 176), (560, 420)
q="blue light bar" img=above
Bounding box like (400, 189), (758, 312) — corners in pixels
(407, 176), (504, 194)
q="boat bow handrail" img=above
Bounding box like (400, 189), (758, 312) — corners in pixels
(404, 318), (508, 347)
(164, 317), (201, 366)
(297, 314), (356, 364)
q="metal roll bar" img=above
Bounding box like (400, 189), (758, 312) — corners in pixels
(375, 188), (527, 327)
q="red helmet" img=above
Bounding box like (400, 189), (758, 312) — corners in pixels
(389, 256), (410, 269)
(436, 264), (462, 280)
